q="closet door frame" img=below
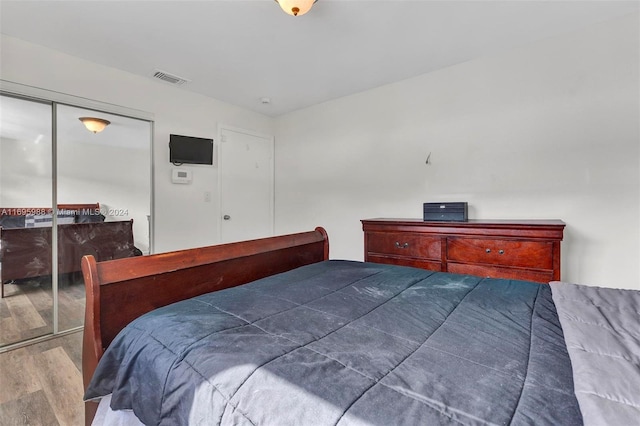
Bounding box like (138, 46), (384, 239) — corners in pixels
(0, 81), (154, 351)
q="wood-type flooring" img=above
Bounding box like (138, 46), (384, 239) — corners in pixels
(0, 331), (84, 425)
(1, 275), (85, 425)
(1, 274), (85, 347)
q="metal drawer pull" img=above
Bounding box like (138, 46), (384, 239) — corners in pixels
(395, 242), (409, 249)
(486, 248), (505, 254)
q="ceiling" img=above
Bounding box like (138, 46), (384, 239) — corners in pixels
(0, 1), (638, 117)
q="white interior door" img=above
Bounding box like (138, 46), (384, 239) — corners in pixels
(219, 126), (274, 243)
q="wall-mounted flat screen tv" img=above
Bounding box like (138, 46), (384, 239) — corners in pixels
(169, 134), (214, 165)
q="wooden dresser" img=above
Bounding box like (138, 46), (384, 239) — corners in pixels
(361, 218), (565, 283)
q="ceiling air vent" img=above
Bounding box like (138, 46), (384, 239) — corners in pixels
(152, 70), (190, 85)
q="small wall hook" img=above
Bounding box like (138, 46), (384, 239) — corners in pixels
(425, 152), (432, 165)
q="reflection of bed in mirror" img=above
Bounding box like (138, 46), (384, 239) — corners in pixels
(0, 203), (139, 298)
(81, 227), (640, 426)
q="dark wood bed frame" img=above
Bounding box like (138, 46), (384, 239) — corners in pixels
(0, 203), (131, 298)
(0, 203), (101, 218)
(81, 227), (329, 425)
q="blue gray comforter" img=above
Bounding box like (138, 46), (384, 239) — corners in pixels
(85, 260), (582, 425)
(551, 281), (640, 426)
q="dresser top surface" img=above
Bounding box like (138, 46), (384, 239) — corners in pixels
(361, 218), (566, 228)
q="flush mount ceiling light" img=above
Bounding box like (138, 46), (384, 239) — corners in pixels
(275, 0), (317, 16)
(79, 117), (111, 133)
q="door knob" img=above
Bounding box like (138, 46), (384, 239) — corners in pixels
(223, 215), (231, 220)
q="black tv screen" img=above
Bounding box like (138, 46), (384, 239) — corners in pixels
(169, 134), (214, 165)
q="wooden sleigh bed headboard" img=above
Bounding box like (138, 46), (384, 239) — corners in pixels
(81, 227), (329, 425)
(0, 203), (101, 219)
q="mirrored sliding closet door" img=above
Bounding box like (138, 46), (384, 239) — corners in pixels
(0, 94), (152, 349)
(0, 94), (54, 346)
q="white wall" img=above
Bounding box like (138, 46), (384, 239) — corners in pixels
(0, 34), (274, 253)
(275, 13), (640, 289)
(0, 96), (53, 207)
(0, 135), (52, 207)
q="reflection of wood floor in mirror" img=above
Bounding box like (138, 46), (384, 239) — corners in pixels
(0, 330), (84, 425)
(0, 274), (85, 347)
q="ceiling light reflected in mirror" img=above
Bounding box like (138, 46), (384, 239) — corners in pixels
(79, 117), (110, 133)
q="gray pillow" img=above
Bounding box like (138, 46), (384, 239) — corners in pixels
(0, 215), (26, 229)
(76, 213), (106, 223)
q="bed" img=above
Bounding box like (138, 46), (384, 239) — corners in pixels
(82, 227), (640, 426)
(0, 203), (139, 298)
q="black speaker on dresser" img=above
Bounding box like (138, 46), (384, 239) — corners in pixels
(423, 202), (468, 222)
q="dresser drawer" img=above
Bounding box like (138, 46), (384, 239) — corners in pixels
(367, 254), (442, 272)
(366, 232), (441, 260)
(447, 238), (553, 269)
(366, 232), (442, 261)
(447, 263), (553, 283)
